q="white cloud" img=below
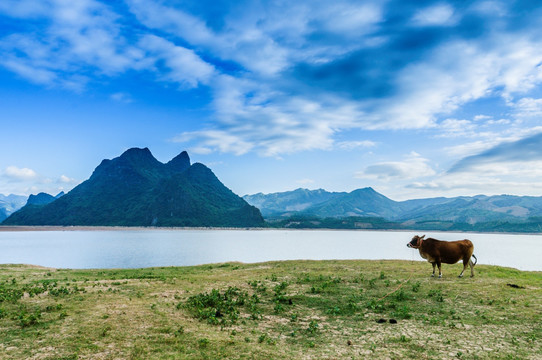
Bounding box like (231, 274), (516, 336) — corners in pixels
(444, 140), (498, 158)
(4, 166), (38, 180)
(0, 164), (81, 195)
(411, 3), (457, 26)
(110, 92), (133, 103)
(125, 0), (215, 47)
(443, 125), (542, 159)
(126, 0), (291, 76)
(58, 175), (78, 184)
(448, 131), (542, 174)
(406, 162), (542, 198)
(138, 35), (215, 88)
(370, 41), (496, 129)
(364, 34), (542, 131)
(174, 130), (254, 156)
(471, 1), (508, 17)
(485, 119), (511, 125)
(514, 97), (542, 119)
(356, 152), (436, 181)
(0, 0), (50, 18)
(318, 3), (382, 33)
(188, 146), (213, 155)
(437, 118), (477, 138)
(473, 114), (492, 122)
(0, 0), (218, 92)
(171, 73), (366, 157)
(296, 178), (315, 186)
(168, 28), (539, 157)
(125, 0), (386, 78)
(337, 141), (377, 150)
(47, 0), (138, 75)
(0, 57), (58, 85)
(3, 0), (542, 162)
(0, 0), (141, 89)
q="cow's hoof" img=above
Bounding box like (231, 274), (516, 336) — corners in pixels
(458, 274), (463, 278)
(431, 274), (435, 277)
(438, 275), (442, 279)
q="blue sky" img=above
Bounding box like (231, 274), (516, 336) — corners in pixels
(2, 0), (542, 200)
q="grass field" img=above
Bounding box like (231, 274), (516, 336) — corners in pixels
(0, 260), (540, 359)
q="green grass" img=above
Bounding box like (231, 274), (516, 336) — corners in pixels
(0, 260), (540, 359)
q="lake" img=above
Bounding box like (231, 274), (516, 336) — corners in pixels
(0, 229), (541, 271)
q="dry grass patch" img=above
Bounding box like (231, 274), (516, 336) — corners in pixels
(0, 260), (540, 359)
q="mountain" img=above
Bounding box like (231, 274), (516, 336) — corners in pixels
(26, 192), (64, 206)
(244, 188), (542, 227)
(0, 194), (28, 221)
(3, 148), (264, 227)
(243, 188), (343, 216)
(4, 192), (66, 224)
(304, 187), (403, 219)
(244, 187), (403, 219)
(397, 194), (542, 224)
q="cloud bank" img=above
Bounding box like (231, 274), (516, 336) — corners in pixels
(449, 132), (542, 174)
(2, 0), (542, 158)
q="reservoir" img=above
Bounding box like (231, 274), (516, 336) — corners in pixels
(0, 229), (540, 271)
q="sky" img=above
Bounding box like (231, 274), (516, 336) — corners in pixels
(1, 0), (542, 201)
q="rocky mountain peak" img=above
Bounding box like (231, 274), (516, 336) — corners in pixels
(166, 151), (191, 173)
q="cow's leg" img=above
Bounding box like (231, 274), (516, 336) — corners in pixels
(437, 261), (442, 278)
(459, 259), (468, 278)
(469, 258), (475, 277)
(431, 263), (436, 277)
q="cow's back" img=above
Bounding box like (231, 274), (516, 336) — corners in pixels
(422, 238), (473, 264)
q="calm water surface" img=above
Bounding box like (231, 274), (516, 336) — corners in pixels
(0, 230), (540, 271)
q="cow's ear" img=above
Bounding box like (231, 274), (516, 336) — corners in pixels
(420, 235), (425, 239)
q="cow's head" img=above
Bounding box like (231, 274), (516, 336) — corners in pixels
(407, 235), (425, 248)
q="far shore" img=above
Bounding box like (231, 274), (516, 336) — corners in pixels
(0, 225), (541, 235)
(0, 225), (268, 232)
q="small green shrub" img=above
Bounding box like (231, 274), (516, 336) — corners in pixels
(198, 338), (209, 348)
(174, 326), (185, 337)
(15, 308), (42, 327)
(307, 320), (319, 335)
(394, 289), (408, 301)
(185, 286), (249, 326)
(100, 325), (112, 337)
(392, 305), (412, 319)
(428, 289), (444, 302)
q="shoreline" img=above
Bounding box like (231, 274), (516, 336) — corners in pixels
(1, 259), (540, 273)
(0, 225), (541, 236)
(0, 225), (273, 232)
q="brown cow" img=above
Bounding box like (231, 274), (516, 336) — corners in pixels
(407, 235), (477, 278)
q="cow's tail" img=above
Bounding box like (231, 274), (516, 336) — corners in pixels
(471, 254), (477, 266)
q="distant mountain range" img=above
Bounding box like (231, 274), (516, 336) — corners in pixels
(26, 192), (65, 206)
(244, 188), (542, 232)
(4, 151), (542, 232)
(3, 148), (264, 227)
(0, 194), (28, 222)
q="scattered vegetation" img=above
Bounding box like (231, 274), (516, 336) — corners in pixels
(0, 260), (540, 359)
